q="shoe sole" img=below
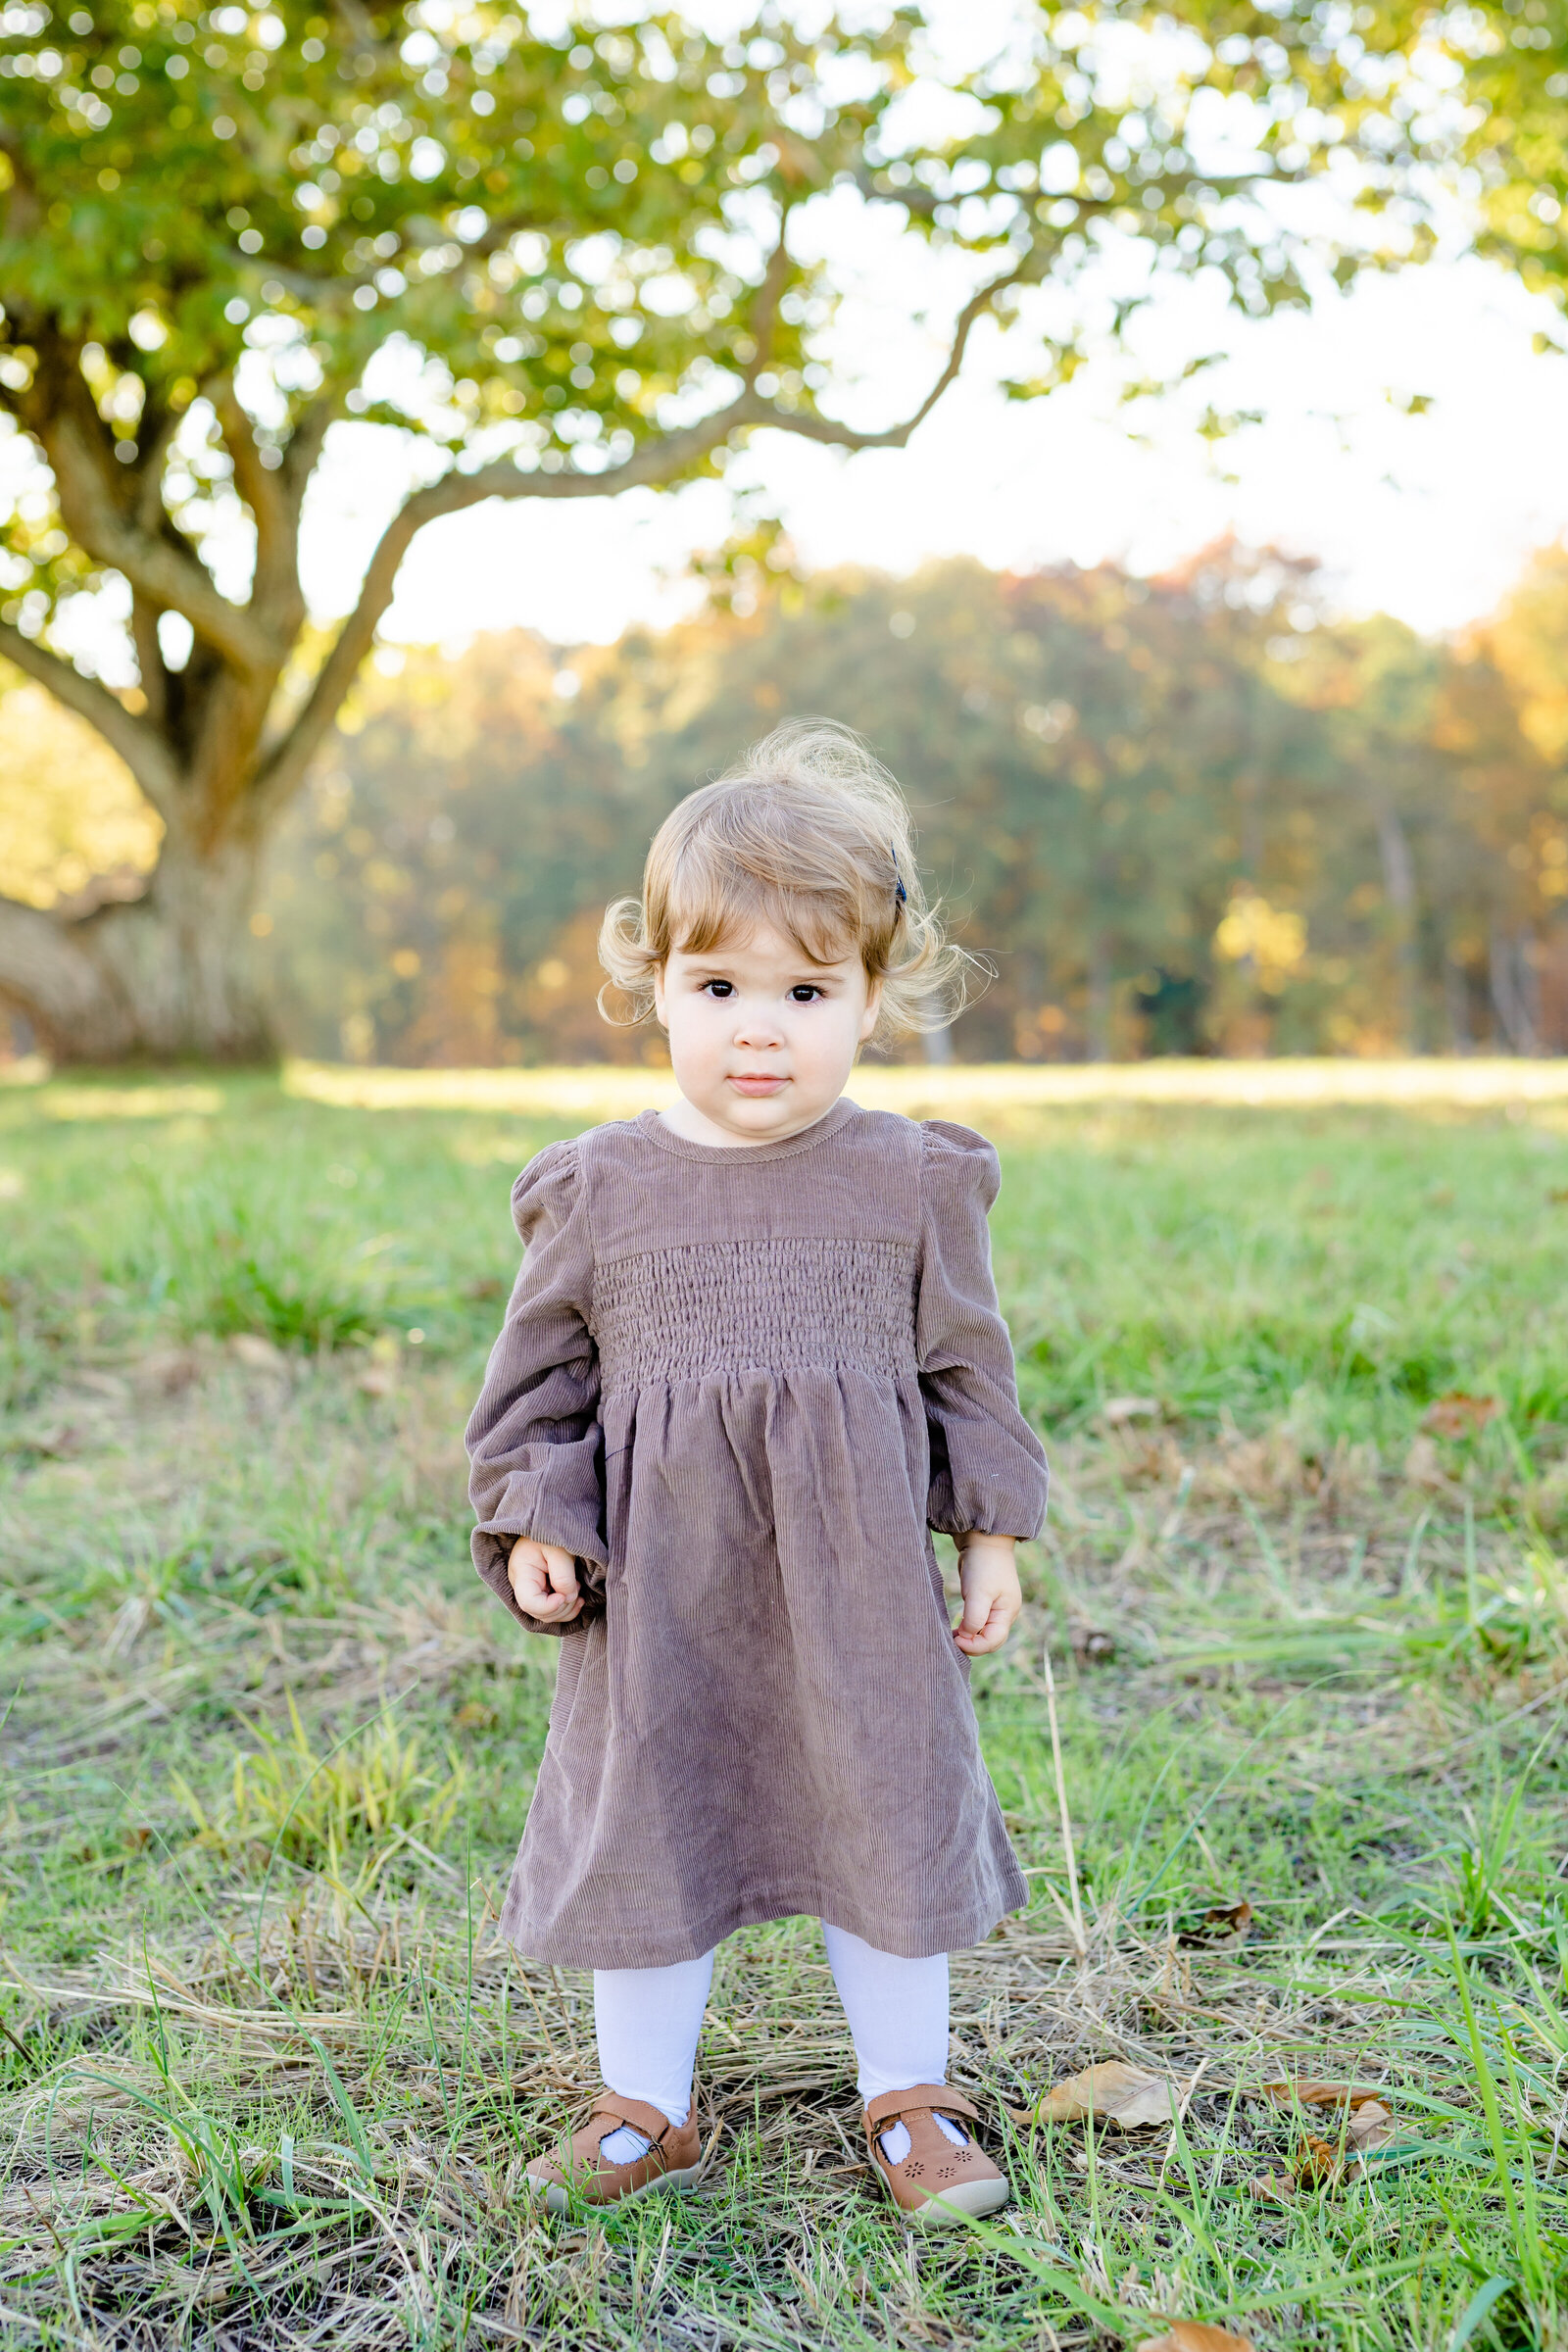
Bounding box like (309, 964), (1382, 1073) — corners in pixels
(525, 2160), (705, 2219)
(899, 2177), (1012, 2228)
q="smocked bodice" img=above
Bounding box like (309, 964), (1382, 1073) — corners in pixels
(593, 1238), (916, 1390)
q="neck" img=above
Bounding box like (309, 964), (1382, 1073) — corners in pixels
(658, 1095), (846, 1149)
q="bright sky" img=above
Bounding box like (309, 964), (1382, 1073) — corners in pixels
(316, 248), (1568, 655)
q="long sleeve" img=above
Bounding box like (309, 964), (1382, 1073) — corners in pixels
(466, 1140), (606, 1637)
(916, 1120), (1049, 1542)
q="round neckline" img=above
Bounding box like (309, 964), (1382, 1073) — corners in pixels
(635, 1096), (860, 1165)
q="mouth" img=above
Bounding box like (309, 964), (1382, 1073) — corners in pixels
(727, 1073), (790, 1098)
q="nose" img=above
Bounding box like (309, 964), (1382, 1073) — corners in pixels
(731, 1001), (784, 1051)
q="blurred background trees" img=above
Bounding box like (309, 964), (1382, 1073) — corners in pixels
(161, 538), (1568, 1065)
(8, 537), (1568, 1064)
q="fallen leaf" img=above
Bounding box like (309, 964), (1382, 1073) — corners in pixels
(23, 1422), (84, 1457)
(453, 1699), (499, 1732)
(1402, 1435), (1453, 1491)
(1102, 1396), (1160, 1426)
(1549, 1188), (1568, 1205)
(1260, 2084), (1398, 2187)
(1249, 2170), (1297, 2203)
(1262, 2079), (1387, 2112)
(229, 1333), (288, 1373)
(1071, 1621), (1116, 1666)
(1422, 1392), (1500, 1441)
(1136, 2327), (1255, 2352)
(1347, 2098), (1396, 2154)
(140, 1348), (202, 1396)
(1296, 2132), (1342, 2187)
(1040, 2061), (1181, 2129)
(1180, 1899), (1253, 1948)
(358, 1366), (397, 1398)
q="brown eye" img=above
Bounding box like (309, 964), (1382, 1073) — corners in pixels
(788, 986), (823, 1004)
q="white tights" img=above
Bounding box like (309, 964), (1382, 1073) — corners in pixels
(593, 1922), (957, 2158)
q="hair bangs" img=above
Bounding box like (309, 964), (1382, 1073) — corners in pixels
(598, 719), (982, 1041)
(667, 854), (862, 971)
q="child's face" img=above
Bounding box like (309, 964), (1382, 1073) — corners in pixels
(654, 919), (882, 1147)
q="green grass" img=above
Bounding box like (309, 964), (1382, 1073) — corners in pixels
(1, 1072), (1566, 2348)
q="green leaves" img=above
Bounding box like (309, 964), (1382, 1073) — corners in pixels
(0, 2), (858, 466)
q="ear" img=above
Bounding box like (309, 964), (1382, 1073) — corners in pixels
(652, 963), (668, 1029)
(858, 975), (884, 1043)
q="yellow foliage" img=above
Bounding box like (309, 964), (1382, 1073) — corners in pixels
(1213, 889), (1307, 992)
(1474, 542), (1568, 765)
(0, 673), (162, 908)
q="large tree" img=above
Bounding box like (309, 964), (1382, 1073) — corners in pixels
(0, 0), (1429, 1059)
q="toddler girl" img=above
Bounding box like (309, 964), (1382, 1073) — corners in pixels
(466, 722), (1048, 2225)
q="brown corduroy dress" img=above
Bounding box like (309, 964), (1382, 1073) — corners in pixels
(466, 1099), (1049, 1969)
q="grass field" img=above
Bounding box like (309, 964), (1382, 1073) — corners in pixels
(2, 1065), (1567, 2350)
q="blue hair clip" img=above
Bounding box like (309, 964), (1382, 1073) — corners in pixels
(892, 849), (907, 907)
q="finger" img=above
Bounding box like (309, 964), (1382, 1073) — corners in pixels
(956, 1601), (1007, 1653)
(958, 1571), (992, 1627)
(960, 1576), (996, 1635)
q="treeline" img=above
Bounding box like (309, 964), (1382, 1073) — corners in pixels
(258, 541), (1568, 1064)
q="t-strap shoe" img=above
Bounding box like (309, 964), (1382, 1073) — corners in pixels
(524, 2089), (704, 2215)
(862, 2084), (1009, 2226)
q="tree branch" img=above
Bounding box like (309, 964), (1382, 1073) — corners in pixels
(210, 374), (296, 612)
(0, 622), (182, 815)
(744, 223), (795, 380)
(282, 393), (337, 510)
(765, 258), (1026, 451)
(39, 407), (278, 677)
(255, 255), (1025, 815)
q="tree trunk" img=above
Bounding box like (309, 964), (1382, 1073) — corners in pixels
(1374, 797), (1418, 1054)
(1443, 952), (1473, 1055)
(1489, 924), (1540, 1056)
(1086, 926), (1111, 1062)
(0, 836), (271, 1063)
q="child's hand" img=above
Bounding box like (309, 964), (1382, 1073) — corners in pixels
(953, 1535), (1021, 1655)
(508, 1538), (582, 1624)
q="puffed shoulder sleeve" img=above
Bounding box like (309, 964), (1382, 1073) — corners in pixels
(465, 1140), (606, 1636)
(916, 1120), (1049, 1541)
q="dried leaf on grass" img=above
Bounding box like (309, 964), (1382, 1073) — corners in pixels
(1180, 1898), (1253, 1948)
(1251, 2087), (1398, 2194)
(1403, 1435), (1454, 1491)
(1102, 1396), (1160, 1425)
(1136, 2327), (1255, 2352)
(1261, 2078), (1387, 2112)
(1295, 2132), (1344, 2187)
(1423, 1392), (1500, 1440)
(1346, 2098), (1396, 2153)
(1070, 1620), (1117, 1666)
(1040, 2061), (1182, 2128)
(229, 1333), (290, 1372)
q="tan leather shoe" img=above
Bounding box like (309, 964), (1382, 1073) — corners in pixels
(863, 2084), (1009, 2226)
(524, 2089), (704, 2217)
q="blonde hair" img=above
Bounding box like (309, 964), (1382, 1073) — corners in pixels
(599, 720), (971, 1044)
